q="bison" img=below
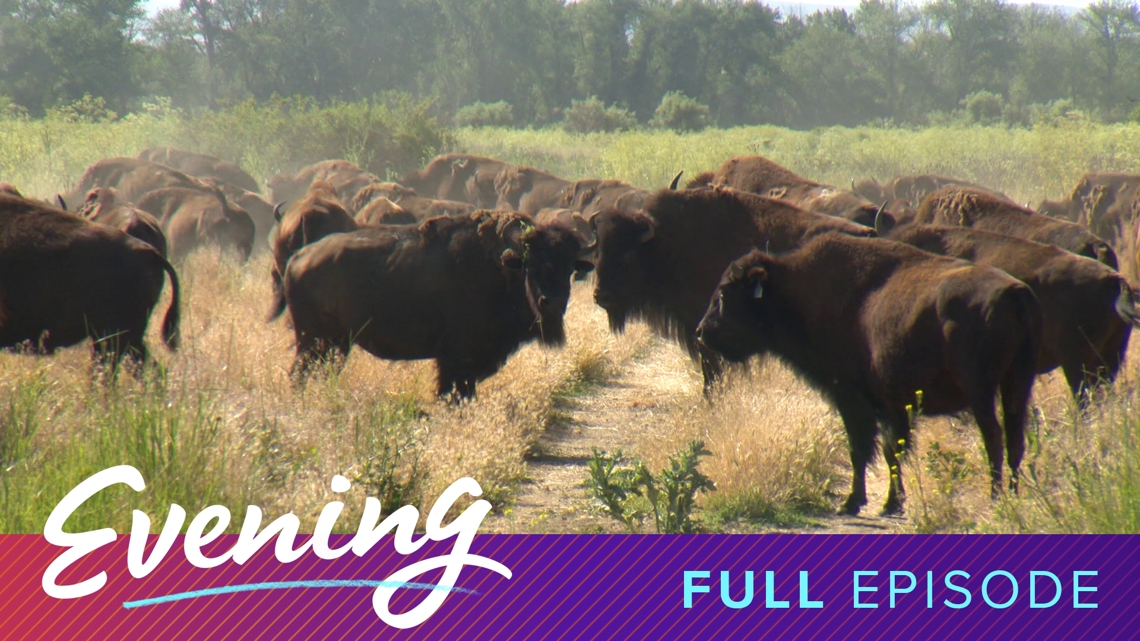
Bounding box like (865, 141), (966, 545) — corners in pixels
(68, 157), (208, 205)
(201, 179), (277, 255)
(267, 180), (359, 320)
(856, 174), (1008, 209)
(0, 193), (181, 371)
(589, 187), (876, 387)
(267, 160), (373, 206)
(354, 198), (415, 226)
(690, 155), (885, 227)
(350, 182), (419, 213)
(137, 147), (261, 195)
(278, 211), (593, 400)
(77, 188), (168, 257)
(912, 186), (1118, 269)
(695, 234), (1042, 516)
(883, 223), (1140, 401)
(401, 154), (511, 208)
(136, 187), (255, 262)
(559, 179), (649, 219)
(1039, 173), (1140, 245)
(493, 165), (570, 214)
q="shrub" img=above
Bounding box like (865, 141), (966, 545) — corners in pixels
(650, 91), (711, 132)
(454, 101), (515, 128)
(186, 93), (455, 180)
(585, 440), (716, 533)
(562, 96), (637, 134)
(961, 90), (1004, 126)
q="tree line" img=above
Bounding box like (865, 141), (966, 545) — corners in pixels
(2, 0), (1140, 129)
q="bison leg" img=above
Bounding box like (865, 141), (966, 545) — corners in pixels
(91, 328), (149, 380)
(699, 347), (725, 398)
(835, 397), (878, 516)
(879, 407), (913, 516)
(292, 334), (349, 384)
(970, 394), (1005, 500)
(999, 377), (1033, 497)
(436, 358), (477, 403)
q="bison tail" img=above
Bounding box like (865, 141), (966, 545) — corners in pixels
(159, 256), (182, 350)
(267, 270), (288, 322)
(1114, 280), (1140, 328)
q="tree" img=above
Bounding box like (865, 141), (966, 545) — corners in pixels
(1079, 0), (1140, 114)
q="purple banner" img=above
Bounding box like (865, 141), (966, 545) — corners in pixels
(2, 533), (1135, 639)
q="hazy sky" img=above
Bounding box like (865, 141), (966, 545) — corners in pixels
(141, 0), (1096, 17)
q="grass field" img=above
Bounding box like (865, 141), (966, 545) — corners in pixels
(3, 114), (1140, 534)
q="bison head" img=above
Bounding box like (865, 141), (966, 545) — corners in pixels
(589, 208), (656, 333)
(501, 217), (594, 346)
(696, 251), (773, 364)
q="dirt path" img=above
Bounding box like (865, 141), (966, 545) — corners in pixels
(486, 337), (905, 534)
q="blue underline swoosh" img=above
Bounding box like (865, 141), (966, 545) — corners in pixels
(122, 579), (478, 609)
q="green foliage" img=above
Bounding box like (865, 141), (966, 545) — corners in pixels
(562, 96), (638, 134)
(585, 440), (715, 533)
(650, 91), (711, 132)
(961, 90), (1005, 125)
(351, 396), (426, 511)
(189, 94), (455, 180)
(0, 368), (259, 533)
(3, 0), (1140, 129)
(455, 101), (516, 128)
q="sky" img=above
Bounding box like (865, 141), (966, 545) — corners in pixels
(141, 0), (1095, 17)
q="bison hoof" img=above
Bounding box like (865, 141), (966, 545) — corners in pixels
(838, 497), (865, 516)
(880, 501), (905, 517)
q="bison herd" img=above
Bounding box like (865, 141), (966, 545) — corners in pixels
(3, 148), (1140, 518)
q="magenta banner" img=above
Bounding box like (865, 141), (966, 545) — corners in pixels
(1, 531), (1132, 639)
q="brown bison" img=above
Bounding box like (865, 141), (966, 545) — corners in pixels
(695, 234), (1042, 516)
(1039, 173), (1140, 244)
(559, 179), (649, 218)
(69, 157), (208, 205)
(354, 195), (475, 225)
(913, 186), (1118, 269)
(267, 181), (359, 320)
(590, 187), (876, 386)
(0, 193), (181, 370)
(354, 198), (415, 226)
(884, 224), (1139, 401)
(77, 188), (168, 257)
(279, 211), (593, 399)
(856, 174), (1008, 208)
(136, 187), (255, 262)
(201, 179), (277, 254)
(401, 154), (511, 208)
(493, 165), (570, 214)
(137, 147), (261, 195)
(350, 182), (419, 213)
(267, 160), (372, 206)
(690, 155), (885, 227)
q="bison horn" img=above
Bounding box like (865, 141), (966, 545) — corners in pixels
(851, 179), (857, 191)
(56, 194), (67, 210)
(669, 171), (683, 190)
(273, 201), (285, 222)
(579, 239), (597, 257)
(874, 205), (896, 237)
(730, 263), (745, 279)
(638, 222), (655, 244)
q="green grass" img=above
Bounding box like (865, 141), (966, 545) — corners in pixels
(457, 120), (1140, 204)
